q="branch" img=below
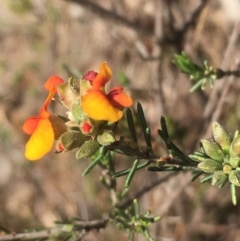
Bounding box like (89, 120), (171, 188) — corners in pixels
(202, 21), (240, 138)
(0, 218), (108, 241)
(63, 0), (209, 48)
(0, 227), (63, 241)
(177, 0), (209, 37)
(0, 174), (176, 241)
(158, 0), (209, 46)
(63, 0), (153, 36)
(73, 218), (108, 230)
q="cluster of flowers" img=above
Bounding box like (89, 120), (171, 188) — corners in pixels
(23, 62), (132, 161)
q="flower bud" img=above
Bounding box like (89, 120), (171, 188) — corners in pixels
(230, 135), (240, 157)
(57, 82), (78, 109)
(223, 164), (232, 174)
(80, 118), (98, 135)
(97, 130), (115, 146)
(80, 79), (92, 96)
(201, 139), (224, 162)
(212, 122), (231, 154)
(229, 156), (240, 168)
(198, 160), (222, 173)
(229, 170), (240, 186)
(211, 170), (228, 188)
(56, 130), (86, 153)
(71, 98), (83, 122)
(76, 139), (100, 159)
(83, 70), (97, 82)
(68, 76), (80, 93)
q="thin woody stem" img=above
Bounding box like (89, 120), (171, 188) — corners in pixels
(0, 174), (175, 241)
(0, 218), (109, 241)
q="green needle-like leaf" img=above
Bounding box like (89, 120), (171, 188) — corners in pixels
(133, 199), (140, 218)
(82, 147), (108, 176)
(137, 102), (152, 149)
(143, 229), (155, 241)
(112, 161), (151, 178)
(189, 79), (204, 92)
(128, 230), (134, 241)
(126, 108), (137, 143)
(148, 166), (190, 172)
(159, 117), (170, 147)
(125, 159), (140, 188)
(191, 170), (204, 182)
(200, 174), (213, 183)
(230, 183), (237, 205)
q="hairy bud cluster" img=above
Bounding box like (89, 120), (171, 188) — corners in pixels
(190, 122), (240, 188)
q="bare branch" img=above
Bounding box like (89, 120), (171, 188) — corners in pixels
(63, 0), (153, 36)
(0, 218), (108, 241)
(0, 174), (176, 241)
(0, 227), (62, 241)
(202, 22), (240, 138)
(158, 0), (209, 46)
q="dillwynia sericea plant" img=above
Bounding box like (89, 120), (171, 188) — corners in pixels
(21, 59), (240, 241)
(22, 61), (162, 241)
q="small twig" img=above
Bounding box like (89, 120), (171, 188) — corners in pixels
(221, 70), (240, 78)
(73, 218), (109, 230)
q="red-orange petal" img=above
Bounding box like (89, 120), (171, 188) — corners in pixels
(23, 117), (40, 135)
(108, 87), (133, 108)
(42, 86), (57, 111)
(82, 90), (123, 122)
(44, 75), (64, 93)
(92, 62), (112, 90)
(24, 117), (55, 161)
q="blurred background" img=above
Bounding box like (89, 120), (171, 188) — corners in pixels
(1, 0), (240, 240)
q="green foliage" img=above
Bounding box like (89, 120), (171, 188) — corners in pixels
(111, 199), (160, 241)
(191, 122), (240, 205)
(172, 52), (224, 92)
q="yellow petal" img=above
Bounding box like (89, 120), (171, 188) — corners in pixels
(82, 91), (123, 122)
(25, 118), (54, 161)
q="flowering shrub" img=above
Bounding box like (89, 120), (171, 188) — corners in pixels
(20, 58), (240, 241)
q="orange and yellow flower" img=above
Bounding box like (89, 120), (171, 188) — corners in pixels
(22, 76), (66, 161)
(81, 62), (132, 122)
